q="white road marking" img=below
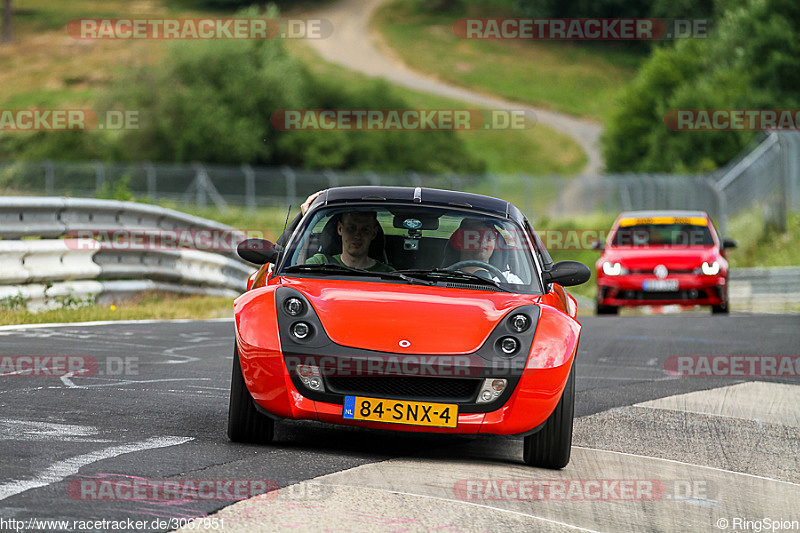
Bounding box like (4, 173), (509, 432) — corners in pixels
(572, 446), (800, 487)
(60, 372), (84, 389)
(322, 483), (601, 532)
(0, 419), (98, 441)
(61, 377), (211, 389)
(0, 436), (193, 501)
(0, 318), (232, 333)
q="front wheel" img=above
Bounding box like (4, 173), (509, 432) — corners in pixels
(523, 364), (575, 469)
(711, 303), (729, 314)
(228, 343), (274, 443)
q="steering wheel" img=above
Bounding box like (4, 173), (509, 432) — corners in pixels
(445, 260), (506, 282)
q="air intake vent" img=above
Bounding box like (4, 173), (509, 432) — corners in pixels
(326, 376), (481, 402)
(444, 283), (493, 291)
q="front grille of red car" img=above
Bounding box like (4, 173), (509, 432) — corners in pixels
(326, 376), (481, 402)
(618, 289), (712, 301)
(628, 268), (695, 274)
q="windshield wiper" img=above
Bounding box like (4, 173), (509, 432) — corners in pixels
(394, 268), (511, 292)
(283, 263), (433, 285)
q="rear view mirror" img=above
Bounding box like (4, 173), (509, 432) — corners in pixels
(542, 261), (591, 287)
(722, 238), (738, 250)
(237, 239), (280, 265)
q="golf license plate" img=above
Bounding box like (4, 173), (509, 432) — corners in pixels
(343, 396), (458, 428)
(643, 279), (679, 291)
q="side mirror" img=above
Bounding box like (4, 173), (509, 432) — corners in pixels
(542, 260), (591, 287)
(237, 239), (281, 265)
(722, 238), (738, 250)
(590, 239), (605, 251)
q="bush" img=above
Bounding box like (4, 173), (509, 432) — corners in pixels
(603, 0), (800, 172)
(2, 7), (485, 175)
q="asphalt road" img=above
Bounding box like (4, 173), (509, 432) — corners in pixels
(0, 314), (797, 532)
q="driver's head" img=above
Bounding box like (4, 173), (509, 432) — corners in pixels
(337, 211), (379, 259)
(451, 218), (498, 263)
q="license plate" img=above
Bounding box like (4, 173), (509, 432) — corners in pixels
(643, 279), (679, 291)
(343, 396), (458, 428)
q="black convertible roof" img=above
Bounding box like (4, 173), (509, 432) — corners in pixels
(310, 186), (525, 222)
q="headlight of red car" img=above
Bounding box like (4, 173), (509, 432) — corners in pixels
(694, 261), (721, 275)
(602, 262), (629, 276)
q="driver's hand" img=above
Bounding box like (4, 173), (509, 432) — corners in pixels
(300, 191), (323, 216)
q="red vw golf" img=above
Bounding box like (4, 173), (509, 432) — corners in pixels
(595, 210), (737, 315)
(229, 186), (590, 468)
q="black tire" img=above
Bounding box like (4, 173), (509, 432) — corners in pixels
(228, 344), (274, 443)
(523, 364), (575, 469)
(711, 302), (729, 314)
(596, 304), (619, 315)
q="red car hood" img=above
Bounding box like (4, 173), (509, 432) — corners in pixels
(281, 278), (538, 354)
(600, 246), (720, 271)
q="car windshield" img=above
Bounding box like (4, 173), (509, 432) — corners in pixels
(611, 223), (714, 247)
(280, 205), (537, 291)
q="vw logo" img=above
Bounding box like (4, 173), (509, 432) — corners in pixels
(398, 340), (411, 348)
(654, 265), (668, 279)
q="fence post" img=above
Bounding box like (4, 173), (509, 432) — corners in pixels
(280, 166), (297, 208)
(44, 161), (54, 195)
(324, 169), (339, 189)
(791, 133), (800, 213)
(94, 161), (105, 195)
(775, 134), (788, 232)
(449, 173), (462, 192)
(524, 176), (533, 219)
(144, 162), (156, 200)
(242, 164), (256, 214)
(707, 178), (727, 238)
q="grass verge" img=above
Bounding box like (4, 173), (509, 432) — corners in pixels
(373, 0), (641, 122)
(0, 291), (233, 326)
(288, 40), (587, 175)
(727, 211), (800, 269)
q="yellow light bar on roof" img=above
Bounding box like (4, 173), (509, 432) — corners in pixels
(619, 216), (707, 227)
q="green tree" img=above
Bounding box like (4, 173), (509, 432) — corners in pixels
(603, 0), (800, 172)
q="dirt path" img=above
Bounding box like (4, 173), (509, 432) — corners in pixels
(306, 0), (604, 175)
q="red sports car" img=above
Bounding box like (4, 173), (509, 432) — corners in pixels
(594, 210), (737, 315)
(229, 186), (590, 468)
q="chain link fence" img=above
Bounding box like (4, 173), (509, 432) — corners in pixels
(1, 132), (798, 235)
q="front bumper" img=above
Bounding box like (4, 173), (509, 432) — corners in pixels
(237, 338), (574, 435)
(597, 273), (727, 307)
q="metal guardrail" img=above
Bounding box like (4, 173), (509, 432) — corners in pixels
(729, 267), (800, 312)
(0, 198), (254, 311)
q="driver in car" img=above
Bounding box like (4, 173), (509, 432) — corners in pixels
(306, 211), (395, 272)
(449, 218), (523, 283)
